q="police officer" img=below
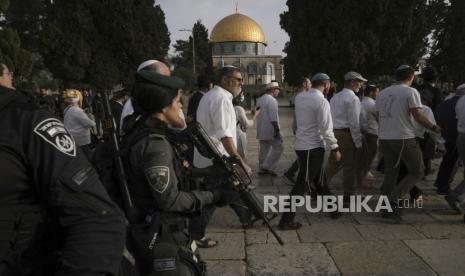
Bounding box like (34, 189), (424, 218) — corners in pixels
(123, 65), (223, 275)
(0, 62), (126, 275)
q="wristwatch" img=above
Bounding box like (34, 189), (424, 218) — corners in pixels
(430, 125), (438, 132)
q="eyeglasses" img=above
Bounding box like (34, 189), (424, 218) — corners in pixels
(227, 75), (243, 83)
(2, 71), (13, 77)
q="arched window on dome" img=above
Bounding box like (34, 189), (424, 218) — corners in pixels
(247, 62), (258, 74)
(266, 63), (275, 76)
(220, 45), (225, 54)
(242, 44), (247, 53)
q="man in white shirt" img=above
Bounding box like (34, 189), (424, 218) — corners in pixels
(284, 77), (312, 183)
(191, 66), (253, 246)
(377, 65), (440, 220)
(256, 81), (284, 176)
(279, 73), (341, 230)
(326, 71), (366, 199)
(445, 83), (465, 214)
(360, 84), (379, 179)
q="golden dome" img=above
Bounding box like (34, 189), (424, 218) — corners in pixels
(210, 13), (266, 44)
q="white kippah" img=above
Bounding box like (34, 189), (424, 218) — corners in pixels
(137, 60), (159, 72)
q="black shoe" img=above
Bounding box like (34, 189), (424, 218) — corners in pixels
(283, 171), (296, 184)
(260, 168), (278, 177)
(437, 188), (450, 195)
(445, 195), (463, 214)
(278, 221), (302, 231)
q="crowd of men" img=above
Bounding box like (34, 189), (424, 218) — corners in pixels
(1, 57), (465, 276)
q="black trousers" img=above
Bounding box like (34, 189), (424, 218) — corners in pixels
(280, 148), (326, 224)
(435, 142), (459, 192)
(285, 158), (299, 176)
(189, 175), (250, 240)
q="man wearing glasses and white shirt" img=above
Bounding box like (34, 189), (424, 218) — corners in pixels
(191, 66), (253, 248)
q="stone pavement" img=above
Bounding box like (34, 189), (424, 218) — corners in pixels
(198, 97), (465, 276)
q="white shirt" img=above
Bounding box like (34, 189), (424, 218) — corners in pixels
(330, 88), (362, 148)
(413, 105), (436, 138)
(360, 96), (378, 135)
(235, 105), (253, 131)
(295, 88), (338, 151)
(256, 93), (280, 140)
(120, 98), (134, 134)
(194, 85), (237, 168)
(456, 95), (465, 134)
(376, 84), (422, 140)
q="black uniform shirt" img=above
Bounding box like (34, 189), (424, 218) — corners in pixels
(0, 86), (126, 275)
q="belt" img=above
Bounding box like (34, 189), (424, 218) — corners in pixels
(334, 128), (350, 132)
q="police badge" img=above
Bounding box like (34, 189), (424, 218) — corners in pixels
(145, 166), (170, 193)
(34, 118), (76, 157)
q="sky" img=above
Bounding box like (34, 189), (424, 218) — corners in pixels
(157, 0), (289, 56)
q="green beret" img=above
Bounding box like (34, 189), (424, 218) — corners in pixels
(136, 70), (185, 89)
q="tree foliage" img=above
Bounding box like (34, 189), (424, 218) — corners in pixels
(430, 0), (465, 84)
(280, 0), (446, 85)
(0, 0), (33, 84)
(41, 0), (170, 89)
(172, 20), (212, 89)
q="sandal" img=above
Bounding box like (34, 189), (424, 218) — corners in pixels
(194, 237), (218, 248)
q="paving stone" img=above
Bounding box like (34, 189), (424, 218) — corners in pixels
(404, 239), (465, 276)
(326, 241), (435, 275)
(400, 210), (437, 224)
(426, 209), (463, 223)
(205, 260), (246, 276)
(245, 228), (299, 244)
(306, 212), (357, 225)
(414, 223), (465, 239)
(198, 232), (245, 260)
(247, 243), (340, 275)
(352, 211), (398, 225)
(356, 224), (425, 240)
(298, 225), (363, 243)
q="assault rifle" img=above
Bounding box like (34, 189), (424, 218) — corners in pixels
(184, 122), (284, 245)
(100, 92), (138, 223)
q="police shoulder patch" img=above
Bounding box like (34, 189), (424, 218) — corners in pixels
(145, 166), (170, 193)
(34, 118), (76, 157)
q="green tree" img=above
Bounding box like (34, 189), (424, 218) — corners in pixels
(0, 0), (33, 86)
(172, 20), (212, 89)
(431, 0), (465, 84)
(41, 0), (170, 89)
(280, 0), (445, 85)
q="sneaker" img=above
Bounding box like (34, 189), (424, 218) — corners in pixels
(283, 171), (296, 184)
(278, 221), (302, 231)
(445, 195), (463, 214)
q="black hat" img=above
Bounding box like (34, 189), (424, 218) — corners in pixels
(421, 66), (437, 81)
(136, 70), (185, 89)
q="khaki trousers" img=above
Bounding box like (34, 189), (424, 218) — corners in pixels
(326, 130), (363, 194)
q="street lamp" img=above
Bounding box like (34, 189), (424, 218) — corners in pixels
(179, 28), (196, 74)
